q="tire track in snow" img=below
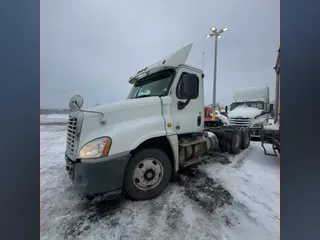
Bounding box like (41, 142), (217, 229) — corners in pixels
(42, 126), (265, 240)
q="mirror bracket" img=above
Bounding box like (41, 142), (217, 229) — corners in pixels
(80, 109), (106, 125)
(178, 98), (191, 110)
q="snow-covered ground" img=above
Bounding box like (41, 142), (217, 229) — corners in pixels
(265, 121), (279, 131)
(41, 124), (279, 240)
(40, 114), (69, 124)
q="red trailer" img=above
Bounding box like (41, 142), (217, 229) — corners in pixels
(204, 106), (213, 121)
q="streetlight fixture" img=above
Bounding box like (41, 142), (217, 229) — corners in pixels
(206, 26), (228, 121)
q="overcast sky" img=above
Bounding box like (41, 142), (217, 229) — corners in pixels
(42, 0), (278, 108)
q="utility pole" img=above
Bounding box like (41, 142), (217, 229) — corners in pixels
(202, 52), (205, 72)
(206, 26), (228, 120)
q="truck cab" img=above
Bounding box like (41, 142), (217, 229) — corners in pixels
(65, 44), (223, 200)
(228, 87), (271, 138)
(64, 43), (252, 200)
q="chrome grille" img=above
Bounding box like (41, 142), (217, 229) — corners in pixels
(230, 117), (250, 126)
(67, 116), (78, 157)
(66, 111), (84, 160)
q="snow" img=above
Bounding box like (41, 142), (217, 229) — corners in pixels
(215, 110), (230, 125)
(268, 118), (275, 125)
(228, 106), (263, 118)
(41, 125), (279, 240)
(199, 145), (279, 240)
(40, 114), (68, 124)
(264, 122), (279, 131)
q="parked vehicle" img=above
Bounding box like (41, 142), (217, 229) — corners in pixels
(219, 109), (228, 118)
(204, 106), (229, 126)
(227, 86), (273, 138)
(64, 44), (251, 200)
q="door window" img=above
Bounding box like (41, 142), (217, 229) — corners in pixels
(176, 73), (199, 100)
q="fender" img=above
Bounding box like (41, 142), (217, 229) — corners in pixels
(166, 135), (179, 172)
(78, 103), (168, 157)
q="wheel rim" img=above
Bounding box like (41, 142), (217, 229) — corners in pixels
(132, 158), (164, 190)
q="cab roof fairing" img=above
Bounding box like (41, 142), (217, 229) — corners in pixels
(128, 43), (194, 84)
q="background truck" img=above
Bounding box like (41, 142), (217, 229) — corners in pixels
(227, 86), (273, 138)
(65, 44), (251, 201)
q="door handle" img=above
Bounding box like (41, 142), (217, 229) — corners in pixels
(197, 116), (201, 126)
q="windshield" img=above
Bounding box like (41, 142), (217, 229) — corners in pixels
(230, 101), (264, 111)
(127, 69), (175, 99)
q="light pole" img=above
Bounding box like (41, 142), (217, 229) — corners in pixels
(206, 26), (228, 121)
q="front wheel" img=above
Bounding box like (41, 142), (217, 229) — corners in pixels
(123, 148), (172, 200)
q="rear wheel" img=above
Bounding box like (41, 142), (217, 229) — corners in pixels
(210, 129), (227, 152)
(227, 129), (242, 154)
(240, 127), (251, 149)
(219, 139), (227, 152)
(123, 148), (172, 200)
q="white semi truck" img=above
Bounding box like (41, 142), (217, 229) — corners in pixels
(64, 44), (251, 200)
(227, 86), (273, 138)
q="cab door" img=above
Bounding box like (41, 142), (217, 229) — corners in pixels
(170, 66), (204, 134)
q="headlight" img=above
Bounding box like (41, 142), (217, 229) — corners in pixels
(79, 137), (112, 159)
(253, 122), (264, 127)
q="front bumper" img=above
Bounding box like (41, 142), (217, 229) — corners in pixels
(65, 152), (131, 195)
(251, 129), (261, 138)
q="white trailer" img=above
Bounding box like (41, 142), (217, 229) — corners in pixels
(64, 44), (251, 200)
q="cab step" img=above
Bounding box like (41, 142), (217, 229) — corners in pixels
(180, 156), (203, 168)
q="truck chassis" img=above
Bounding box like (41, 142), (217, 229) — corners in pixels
(260, 128), (280, 156)
(204, 125), (251, 154)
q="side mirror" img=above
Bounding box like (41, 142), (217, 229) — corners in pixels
(69, 95), (84, 111)
(225, 105), (228, 113)
(181, 74), (198, 99)
(270, 104), (274, 112)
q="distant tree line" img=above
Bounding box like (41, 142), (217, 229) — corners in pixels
(207, 103), (225, 111)
(40, 108), (70, 115)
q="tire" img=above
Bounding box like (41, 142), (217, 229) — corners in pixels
(123, 148), (172, 200)
(226, 142), (232, 154)
(219, 139), (227, 152)
(224, 131), (233, 154)
(210, 130), (227, 152)
(230, 129), (242, 154)
(241, 127), (251, 149)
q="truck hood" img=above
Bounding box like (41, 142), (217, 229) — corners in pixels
(83, 97), (161, 116)
(228, 106), (263, 118)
